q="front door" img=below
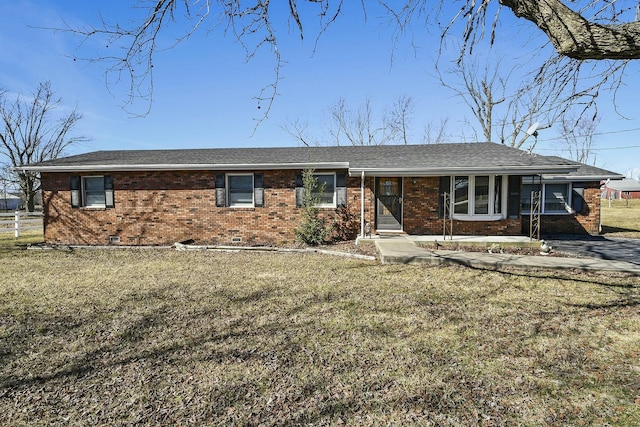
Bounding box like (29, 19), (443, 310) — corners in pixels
(376, 177), (402, 231)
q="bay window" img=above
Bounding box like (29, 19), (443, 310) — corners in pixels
(451, 175), (505, 219)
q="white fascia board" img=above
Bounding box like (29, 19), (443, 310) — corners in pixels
(18, 162), (350, 173)
(540, 173), (624, 182)
(348, 165), (579, 177)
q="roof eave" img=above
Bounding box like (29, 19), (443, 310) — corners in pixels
(17, 162), (351, 173)
(541, 173), (624, 182)
(349, 165), (579, 177)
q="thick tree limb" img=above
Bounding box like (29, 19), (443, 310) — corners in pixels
(500, 0), (640, 60)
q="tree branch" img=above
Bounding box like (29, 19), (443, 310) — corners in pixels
(499, 0), (640, 59)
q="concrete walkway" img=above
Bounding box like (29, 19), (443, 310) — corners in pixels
(374, 237), (640, 275)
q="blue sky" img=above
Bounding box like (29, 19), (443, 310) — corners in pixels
(2, 1), (639, 176)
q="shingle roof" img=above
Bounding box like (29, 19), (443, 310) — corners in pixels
(540, 156), (624, 181)
(606, 178), (640, 192)
(18, 142), (622, 178)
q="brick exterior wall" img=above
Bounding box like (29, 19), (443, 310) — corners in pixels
(40, 171), (602, 245)
(398, 177), (521, 236)
(42, 170), (362, 246)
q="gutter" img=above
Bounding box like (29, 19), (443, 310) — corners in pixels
(357, 170), (365, 244)
(540, 174), (625, 182)
(349, 165), (579, 176)
(16, 162), (351, 173)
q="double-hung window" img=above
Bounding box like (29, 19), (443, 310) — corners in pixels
(215, 173), (264, 208)
(83, 176), (107, 207)
(70, 175), (114, 209)
(451, 175), (504, 219)
(295, 171), (346, 209)
(313, 173), (336, 208)
(227, 174), (254, 207)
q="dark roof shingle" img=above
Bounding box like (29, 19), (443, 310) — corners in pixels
(20, 143), (622, 178)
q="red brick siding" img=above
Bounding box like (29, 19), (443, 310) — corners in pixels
(400, 177), (521, 236)
(40, 172), (602, 245)
(42, 170), (359, 246)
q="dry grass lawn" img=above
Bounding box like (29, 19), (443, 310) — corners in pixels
(601, 199), (640, 238)
(1, 248), (639, 425)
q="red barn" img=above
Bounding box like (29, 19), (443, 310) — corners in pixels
(602, 178), (640, 200)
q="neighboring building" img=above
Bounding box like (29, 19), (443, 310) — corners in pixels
(0, 194), (21, 211)
(602, 178), (640, 200)
(18, 143), (622, 246)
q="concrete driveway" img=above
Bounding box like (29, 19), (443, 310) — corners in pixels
(545, 235), (640, 267)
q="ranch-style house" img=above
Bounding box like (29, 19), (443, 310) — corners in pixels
(19, 143), (622, 246)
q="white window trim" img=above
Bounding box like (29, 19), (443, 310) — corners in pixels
(451, 175), (506, 221)
(227, 173), (255, 208)
(313, 172), (337, 209)
(82, 175), (106, 209)
(522, 181), (574, 215)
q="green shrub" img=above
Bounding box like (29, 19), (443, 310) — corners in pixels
(294, 168), (331, 246)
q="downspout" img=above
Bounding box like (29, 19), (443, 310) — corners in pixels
(356, 170), (365, 244)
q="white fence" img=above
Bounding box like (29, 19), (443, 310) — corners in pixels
(0, 211), (43, 238)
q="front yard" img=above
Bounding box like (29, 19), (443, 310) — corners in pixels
(1, 248), (638, 425)
(601, 198), (640, 238)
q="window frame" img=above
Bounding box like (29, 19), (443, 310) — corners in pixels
(82, 176), (107, 208)
(453, 176), (469, 215)
(450, 175), (506, 220)
(226, 173), (255, 208)
(522, 181), (573, 215)
(312, 172), (337, 208)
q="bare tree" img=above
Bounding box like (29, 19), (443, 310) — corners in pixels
(422, 118), (450, 144)
(438, 58), (507, 143)
(0, 166), (18, 210)
(385, 96), (414, 145)
(59, 1), (640, 117)
(0, 82), (86, 211)
(280, 118), (320, 147)
(557, 112), (600, 164)
(283, 97), (414, 146)
(63, 1), (349, 117)
(438, 46), (616, 150)
(400, 1), (631, 141)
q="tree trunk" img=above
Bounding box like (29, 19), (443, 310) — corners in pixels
(500, 0), (640, 60)
(27, 192), (35, 212)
